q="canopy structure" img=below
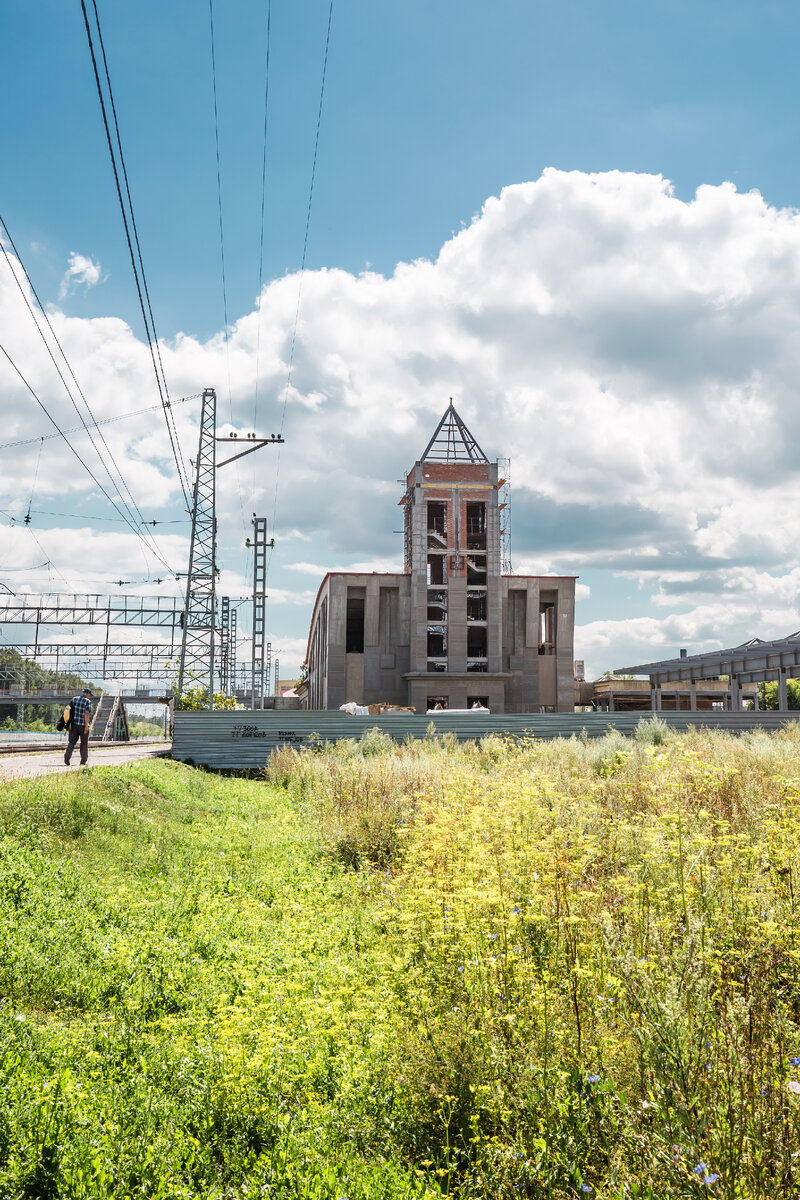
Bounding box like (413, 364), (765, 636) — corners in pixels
(614, 633), (800, 711)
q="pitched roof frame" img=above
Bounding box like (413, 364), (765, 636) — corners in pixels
(419, 400), (489, 463)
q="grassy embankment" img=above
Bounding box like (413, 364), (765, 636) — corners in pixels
(1, 723), (800, 1197)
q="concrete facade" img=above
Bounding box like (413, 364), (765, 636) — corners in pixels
(304, 408), (576, 713)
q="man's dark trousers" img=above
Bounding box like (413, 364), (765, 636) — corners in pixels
(64, 726), (89, 766)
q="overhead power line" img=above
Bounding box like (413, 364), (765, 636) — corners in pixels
(0, 338), (177, 576)
(80, 0), (193, 509)
(0, 393), (201, 452)
(0, 214), (180, 575)
(207, 0), (251, 545)
(253, 0), (273, 432)
(269, 0), (335, 562)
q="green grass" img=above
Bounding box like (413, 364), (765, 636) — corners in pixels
(1, 726), (800, 1197)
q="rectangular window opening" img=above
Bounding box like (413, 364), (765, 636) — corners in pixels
(428, 555), (447, 585)
(539, 601), (556, 655)
(427, 588), (447, 622)
(427, 626), (447, 658)
(427, 695), (449, 709)
(466, 502), (486, 535)
(466, 557), (487, 584)
(468, 696), (490, 709)
(427, 501), (447, 534)
(467, 625), (487, 657)
(466, 501), (487, 549)
(467, 591), (487, 621)
(346, 594), (365, 653)
(427, 501), (447, 548)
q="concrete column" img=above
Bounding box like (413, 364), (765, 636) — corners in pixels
(731, 675), (741, 712)
(753, 685), (759, 711)
(690, 680), (697, 711)
(655, 684), (662, 712)
(650, 681), (657, 711)
(609, 689), (615, 713)
(779, 670), (789, 712)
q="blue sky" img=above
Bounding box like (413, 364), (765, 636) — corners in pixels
(7, 0), (799, 336)
(2, 0), (800, 685)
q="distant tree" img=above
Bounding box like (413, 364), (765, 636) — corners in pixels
(0, 649), (92, 726)
(176, 686), (238, 711)
(757, 680), (800, 710)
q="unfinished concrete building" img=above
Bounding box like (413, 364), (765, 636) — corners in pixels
(304, 403), (576, 712)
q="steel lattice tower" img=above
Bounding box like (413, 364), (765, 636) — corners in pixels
(229, 606), (238, 696)
(219, 595), (230, 693)
(251, 516), (268, 709)
(177, 387), (217, 703)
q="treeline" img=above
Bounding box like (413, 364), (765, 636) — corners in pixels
(0, 648), (91, 726)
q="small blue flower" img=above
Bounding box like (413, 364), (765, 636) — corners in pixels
(458, 965), (464, 973)
(789, 1056), (800, 1066)
(490, 932), (498, 940)
(586, 1073), (600, 1083)
(694, 1162), (707, 1175)
(513, 905), (522, 914)
(581, 1186), (592, 1194)
(704, 1174), (719, 1185)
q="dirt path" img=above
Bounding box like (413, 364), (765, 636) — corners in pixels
(0, 743), (172, 780)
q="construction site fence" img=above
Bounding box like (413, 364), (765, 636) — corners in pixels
(172, 709), (800, 770)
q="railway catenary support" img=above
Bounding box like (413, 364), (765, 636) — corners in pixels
(177, 387), (218, 705)
(175, 398), (284, 710)
(247, 515), (274, 710)
(219, 595), (230, 693)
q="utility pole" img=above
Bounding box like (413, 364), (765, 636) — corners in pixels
(229, 606), (238, 699)
(176, 394), (283, 710)
(219, 595), (230, 694)
(247, 516), (274, 710)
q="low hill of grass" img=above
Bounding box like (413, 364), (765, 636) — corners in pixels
(1, 722), (800, 1197)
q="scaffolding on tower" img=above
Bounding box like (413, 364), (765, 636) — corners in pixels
(498, 456), (512, 574)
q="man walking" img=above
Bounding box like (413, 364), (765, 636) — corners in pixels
(64, 687), (94, 767)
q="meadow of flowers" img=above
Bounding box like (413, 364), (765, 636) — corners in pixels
(1, 721), (799, 1197)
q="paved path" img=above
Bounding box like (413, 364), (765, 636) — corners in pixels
(0, 743), (171, 780)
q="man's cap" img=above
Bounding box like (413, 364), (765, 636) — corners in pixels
(82, 688), (94, 697)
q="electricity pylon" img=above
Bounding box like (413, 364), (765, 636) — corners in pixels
(177, 388), (217, 703)
(176, 389), (283, 709)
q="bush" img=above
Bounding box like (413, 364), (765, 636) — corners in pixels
(635, 714), (669, 745)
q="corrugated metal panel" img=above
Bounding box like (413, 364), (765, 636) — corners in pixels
(172, 710), (800, 769)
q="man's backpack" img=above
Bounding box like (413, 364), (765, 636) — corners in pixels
(56, 703), (73, 733)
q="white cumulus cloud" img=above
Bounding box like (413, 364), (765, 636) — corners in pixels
(58, 251), (105, 300)
(3, 168), (800, 677)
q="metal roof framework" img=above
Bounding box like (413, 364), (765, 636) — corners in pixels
(615, 632), (800, 686)
(0, 595), (182, 627)
(419, 400), (489, 463)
